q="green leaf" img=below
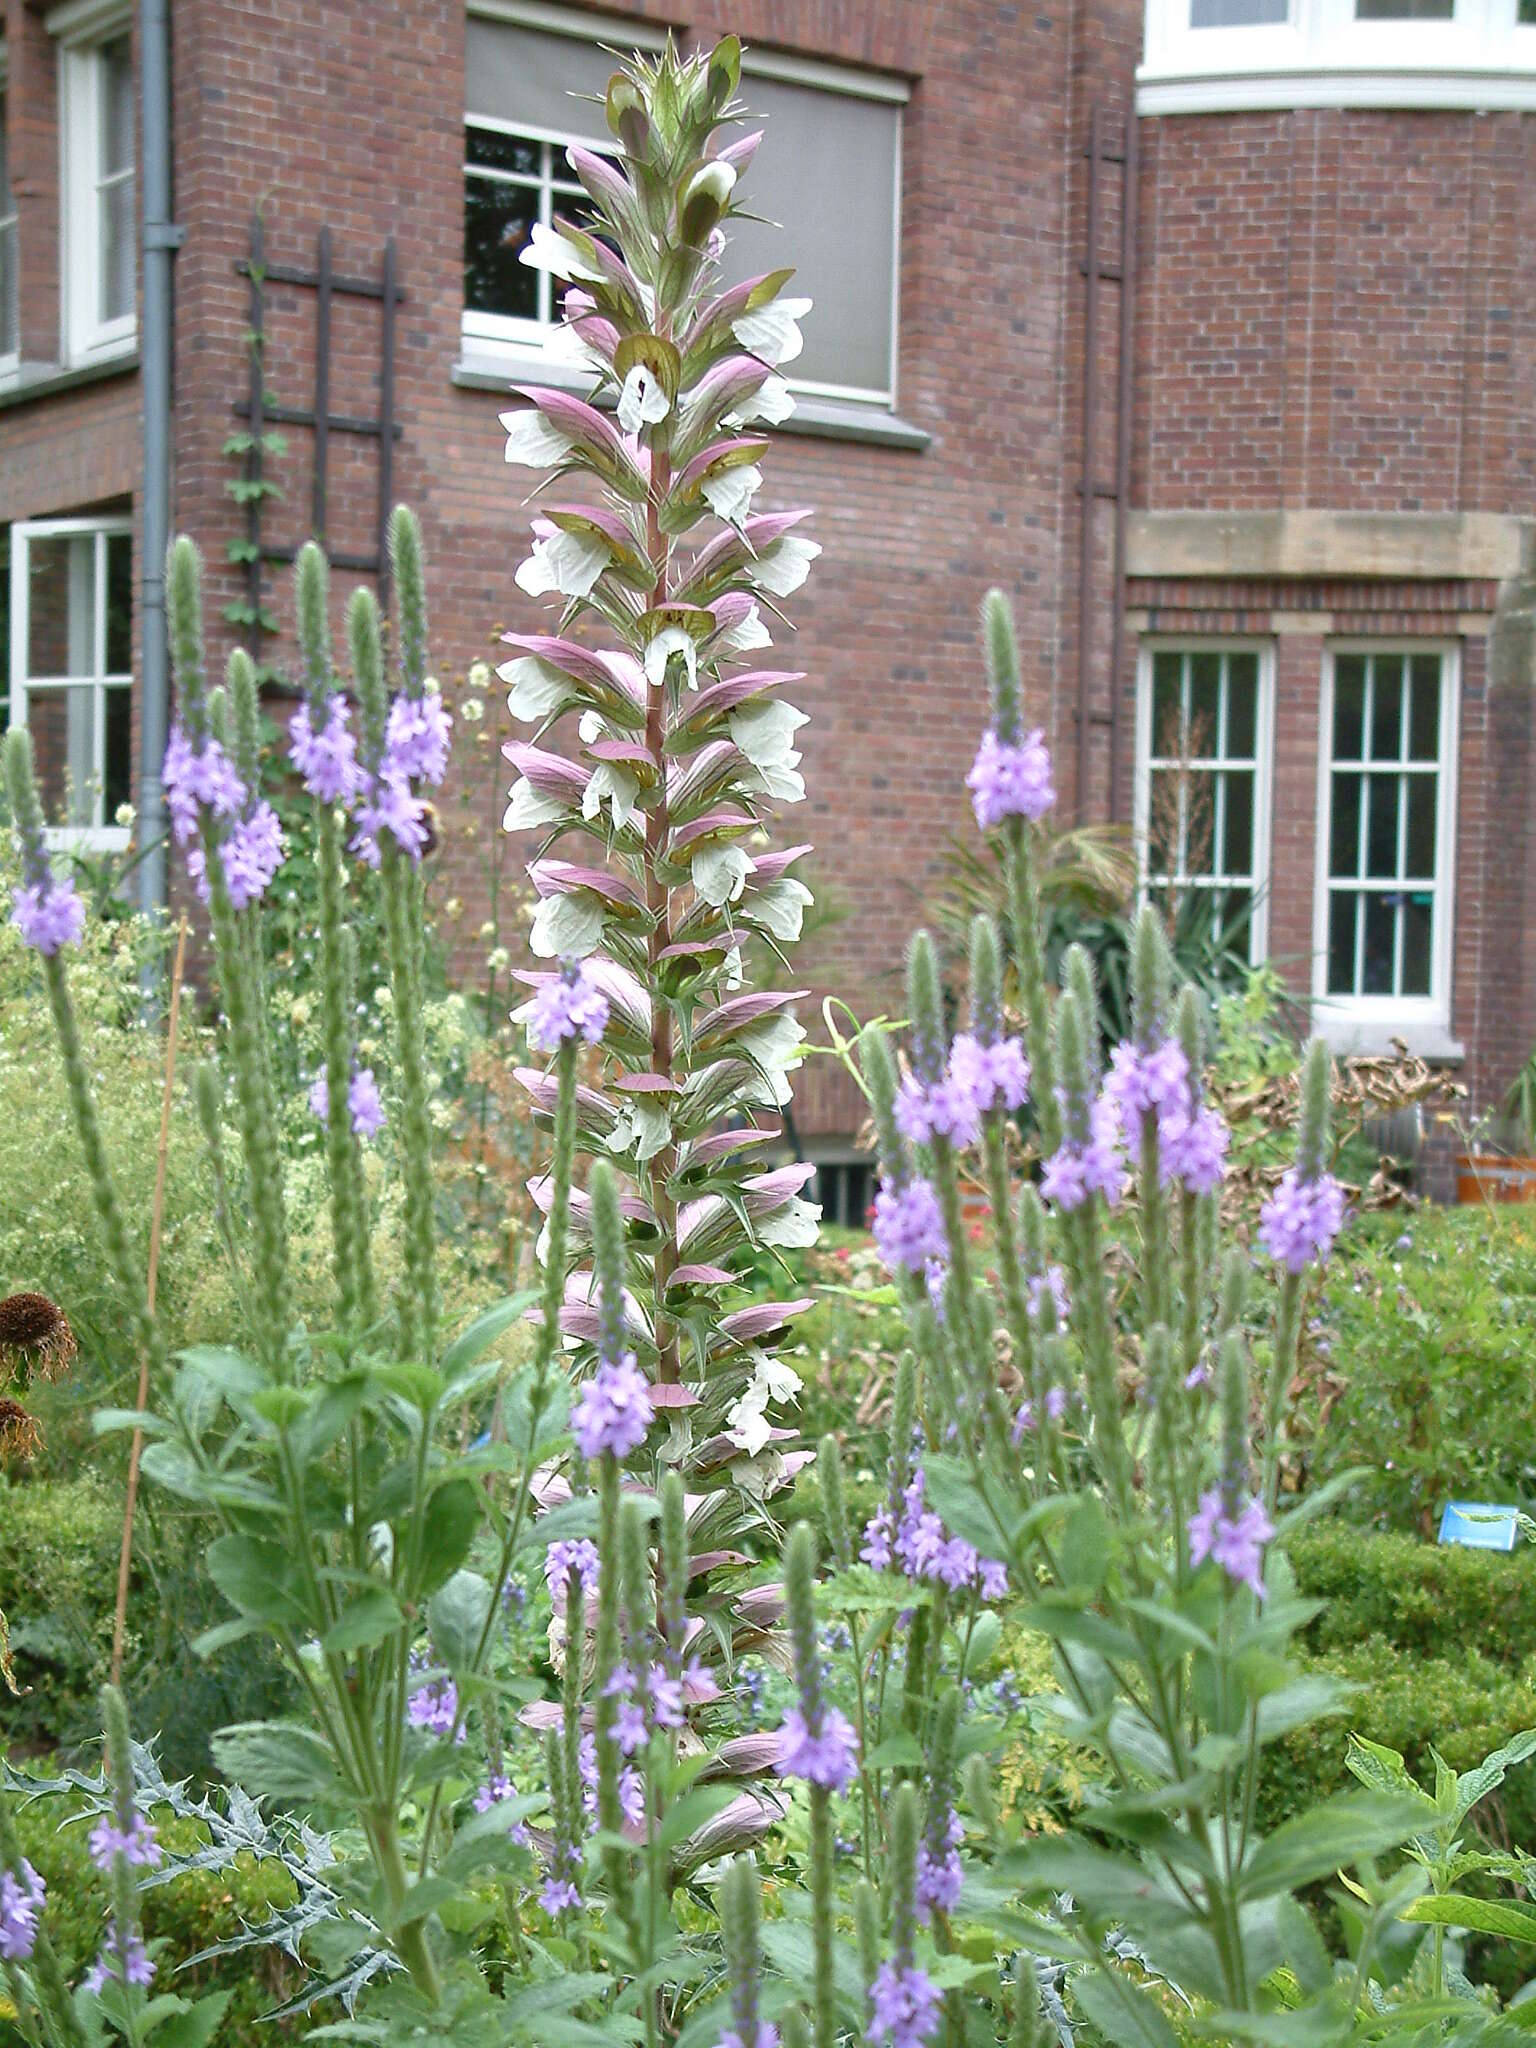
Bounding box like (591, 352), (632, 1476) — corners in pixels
(1059, 1495), (1112, 1592)
(1241, 1793), (1428, 1900)
(321, 1588), (405, 1656)
(206, 1533), (309, 1628)
(210, 1721), (349, 1804)
(922, 1455), (1017, 1560)
(190, 1619), (257, 1658)
(1071, 1967), (1181, 2048)
(817, 1566), (932, 1615)
(862, 1733), (925, 1772)
(1451, 1728), (1536, 1826)
(408, 1476), (482, 1598)
(440, 1290), (538, 1386)
(1401, 1893), (1536, 1944)
(91, 1407), (166, 1438)
(1003, 1841), (1188, 1930)
(149, 1993), (232, 2048)
(428, 1570), (493, 1673)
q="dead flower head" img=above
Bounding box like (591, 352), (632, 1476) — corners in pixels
(0, 1397), (42, 1460)
(0, 1291), (77, 1386)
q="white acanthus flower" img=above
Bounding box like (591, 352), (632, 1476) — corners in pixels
(644, 626), (698, 692)
(753, 535), (821, 599)
(617, 363), (671, 436)
(715, 602), (773, 657)
(731, 374), (795, 429)
(725, 1356), (803, 1457)
(732, 296), (813, 369)
(514, 524), (609, 600)
(519, 219), (604, 282)
(702, 462), (762, 530)
(499, 407), (573, 471)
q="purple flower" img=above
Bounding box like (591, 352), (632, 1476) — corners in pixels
(948, 1032), (1031, 1117)
(966, 727), (1055, 831)
(1161, 1103), (1230, 1196)
(162, 725), (246, 845)
(350, 773), (429, 866)
(384, 691), (452, 787)
(719, 2029), (779, 2048)
(407, 1677), (460, 1737)
(1041, 1090), (1126, 1212)
(1012, 1386), (1068, 1443)
(0, 1861), (44, 1962)
(915, 1807), (965, 1919)
(1104, 1038), (1190, 1126)
(1188, 1487), (1274, 1599)
(774, 1703), (860, 1793)
(289, 695), (366, 805)
(860, 1470), (1006, 1600)
(1259, 1168), (1346, 1273)
(571, 1354), (654, 1460)
(543, 1537), (600, 1605)
(1026, 1265), (1070, 1330)
(895, 1071), (981, 1151)
(576, 1733), (645, 1827)
(10, 876), (85, 955)
(527, 959), (610, 1052)
(873, 1177), (946, 1276)
(309, 1065), (385, 1140)
(868, 1961), (942, 2048)
(84, 1922), (155, 1995)
(473, 1774), (532, 1843)
(539, 1860), (583, 1914)
(87, 1813), (161, 1875)
(217, 801), (285, 911)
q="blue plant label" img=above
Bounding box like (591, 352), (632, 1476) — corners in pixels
(1438, 1502), (1521, 1551)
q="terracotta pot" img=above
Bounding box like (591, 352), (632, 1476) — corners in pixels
(1455, 1154), (1536, 1204)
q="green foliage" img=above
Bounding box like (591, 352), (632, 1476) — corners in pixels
(1289, 1522), (1536, 1664)
(1303, 1209), (1536, 1528)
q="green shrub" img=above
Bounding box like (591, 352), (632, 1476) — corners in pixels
(1303, 1206), (1536, 1530)
(1289, 1520), (1536, 1665)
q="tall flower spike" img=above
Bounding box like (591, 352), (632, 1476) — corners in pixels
(870, 1783), (942, 2048)
(718, 1856), (776, 2048)
(775, 1521), (857, 1792)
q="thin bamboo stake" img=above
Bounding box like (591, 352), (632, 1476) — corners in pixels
(110, 915), (189, 1687)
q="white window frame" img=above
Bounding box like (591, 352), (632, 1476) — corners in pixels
(0, 47), (18, 380)
(1311, 640), (1460, 1055)
(460, 3), (907, 412)
(1134, 637), (1276, 967)
(8, 514), (134, 850)
(1139, 0), (1536, 114)
(462, 115), (608, 358)
(54, 2), (136, 365)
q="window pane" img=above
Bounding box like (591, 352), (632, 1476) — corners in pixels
(465, 172), (539, 320)
(1401, 894), (1432, 997)
(1226, 656), (1258, 754)
(1408, 656), (1441, 760)
(1333, 657), (1366, 758)
(1330, 772), (1362, 879)
(100, 175), (136, 324)
(1404, 773), (1437, 878)
(1182, 769), (1218, 877)
(1523, 0), (1536, 24)
(1222, 768), (1254, 876)
(1150, 651), (1183, 756)
(106, 534), (132, 672)
(1361, 894), (1395, 996)
(1146, 768), (1181, 876)
(1369, 655), (1405, 761)
(100, 38), (134, 178)
(1328, 894), (1357, 996)
(467, 126), (541, 179)
(25, 535), (96, 678)
(1215, 886), (1253, 952)
(1365, 773), (1401, 879)
(1356, 0), (1453, 14)
(1188, 652), (1221, 753)
(28, 685), (101, 829)
(104, 684), (132, 819)
(1191, 0), (1288, 18)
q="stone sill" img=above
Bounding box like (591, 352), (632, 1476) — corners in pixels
(452, 353), (930, 452)
(1138, 66), (1536, 117)
(0, 349), (140, 412)
(1312, 1018), (1465, 1066)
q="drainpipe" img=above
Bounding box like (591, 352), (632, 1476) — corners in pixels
(137, 0), (180, 929)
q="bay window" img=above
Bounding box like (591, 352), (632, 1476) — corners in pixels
(1140, 0), (1536, 111)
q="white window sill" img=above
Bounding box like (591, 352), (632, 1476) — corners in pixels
(0, 349), (138, 410)
(1309, 1007), (1464, 1065)
(452, 349), (930, 452)
(1138, 60), (1536, 116)
(42, 827), (131, 856)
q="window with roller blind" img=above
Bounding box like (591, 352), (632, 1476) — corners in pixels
(462, 5), (906, 409)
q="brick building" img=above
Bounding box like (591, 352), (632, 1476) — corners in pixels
(2, 0), (1534, 1204)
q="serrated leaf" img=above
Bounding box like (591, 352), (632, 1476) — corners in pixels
(1071, 1967), (1180, 2048)
(1240, 1793), (1427, 1900)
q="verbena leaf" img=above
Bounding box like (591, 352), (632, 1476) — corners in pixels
(1241, 1793), (1428, 1900)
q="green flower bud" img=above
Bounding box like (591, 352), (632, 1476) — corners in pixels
(659, 1470), (688, 1668)
(1216, 1246), (1248, 1334)
(1219, 1328), (1251, 1510)
(854, 1877), (881, 1996)
(719, 1855), (762, 2043)
(295, 542), (332, 708)
(389, 506), (429, 696)
(783, 1518), (821, 1726)
(1297, 1036), (1333, 1183)
(960, 1752), (997, 1839)
(229, 648), (262, 793)
(348, 586), (387, 765)
(1131, 903), (1173, 1052)
(860, 1025), (906, 1180)
(905, 930), (947, 1085)
(968, 915), (1004, 1046)
(981, 588), (1024, 747)
(589, 1159), (628, 1367)
(885, 1781), (921, 1962)
(817, 1433), (850, 1568)
(166, 537), (208, 735)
